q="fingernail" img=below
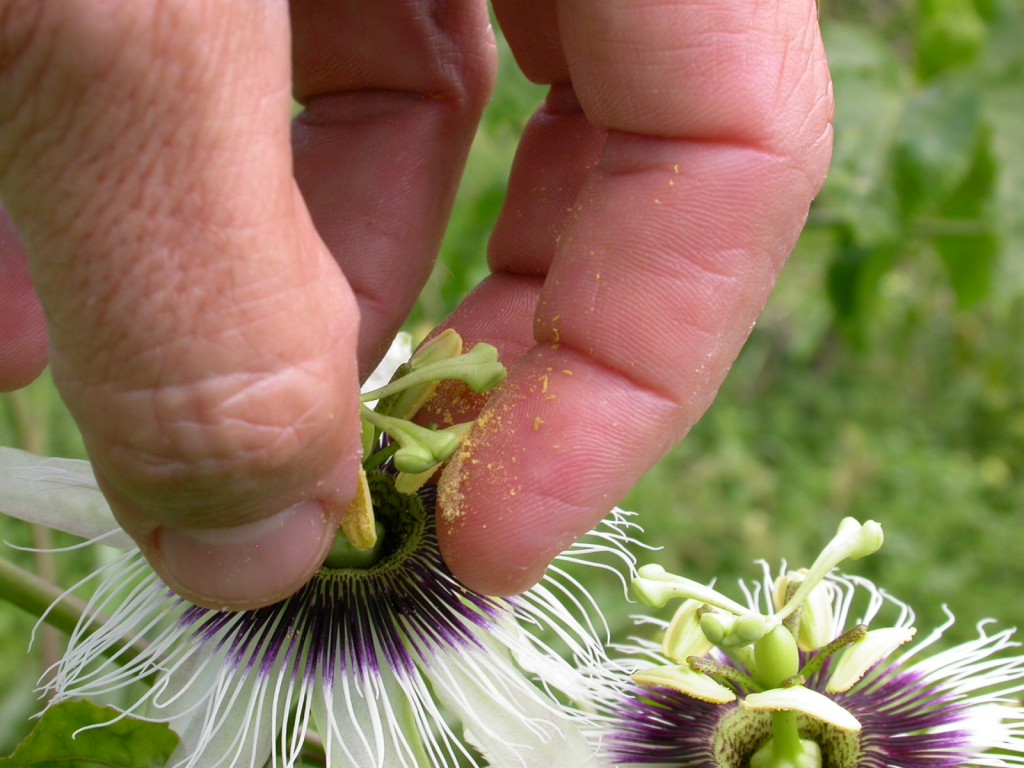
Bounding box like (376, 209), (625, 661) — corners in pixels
(156, 500), (334, 610)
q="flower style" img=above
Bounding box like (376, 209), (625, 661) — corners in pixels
(601, 518), (1024, 768)
(0, 333), (636, 768)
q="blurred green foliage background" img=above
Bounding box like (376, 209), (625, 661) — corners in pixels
(2, 0), (1023, 757)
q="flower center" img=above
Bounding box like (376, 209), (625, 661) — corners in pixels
(327, 328), (507, 564)
(322, 472), (428, 572)
(714, 710), (862, 768)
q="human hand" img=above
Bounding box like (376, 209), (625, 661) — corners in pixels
(0, 1), (832, 607)
(434, 0), (833, 594)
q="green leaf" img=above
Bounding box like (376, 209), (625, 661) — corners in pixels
(893, 81), (980, 220)
(0, 701), (178, 768)
(825, 236), (899, 347)
(916, 0), (987, 79)
(818, 23), (910, 244)
(935, 127), (1000, 308)
(978, 9), (1024, 295)
(936, 231), (1000, 309)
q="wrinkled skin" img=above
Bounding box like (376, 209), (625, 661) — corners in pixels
(0, 1), (832, 608)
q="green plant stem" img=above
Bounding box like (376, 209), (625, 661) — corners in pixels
(4, 388), (49, 454)
(771, 711), (803, 762)
(0, 554), (146, 667)
(31, 523), (62, 684)
(751, 711), (821, 768)
(5, 387), (65, 678)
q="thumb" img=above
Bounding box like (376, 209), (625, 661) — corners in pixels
(0, 3), (361, 609)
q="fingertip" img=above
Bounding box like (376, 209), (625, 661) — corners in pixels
(0, 210), (48, 391)
(445, 551), (549, 599)
(149, 499), (337, 611)
(437, 502), (551, 599)
(435, 346), (665, 598)
(435, 426), (580, 598)
(0, 324), (49, 391)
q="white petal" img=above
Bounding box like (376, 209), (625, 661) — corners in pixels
(157, 646), (281, 768)
(313, 665), (432, 768)
(423, 645), (602, 768)
(959, 703), (1024, 756)
(742, 686), (861, 732)
(363, 333), (414, 394)
(0, 447), (130, 547)
(497, 610), (603, 709)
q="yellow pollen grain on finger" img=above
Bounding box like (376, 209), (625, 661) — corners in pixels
(533, 417), (544, 431)
(437, 385), (523, 525)
(438, 443), (468, 524)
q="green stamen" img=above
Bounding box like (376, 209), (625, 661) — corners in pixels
(360, 407), (467, 475)
(687, 656), (761, 692)
(774, 518), (883, 624)
(799, 624), (869, 681)
(632, 564), (750, 614)
(361, 342), (505, 406)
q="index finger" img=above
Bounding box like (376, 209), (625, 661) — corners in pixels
(437, 0), (833, 595)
